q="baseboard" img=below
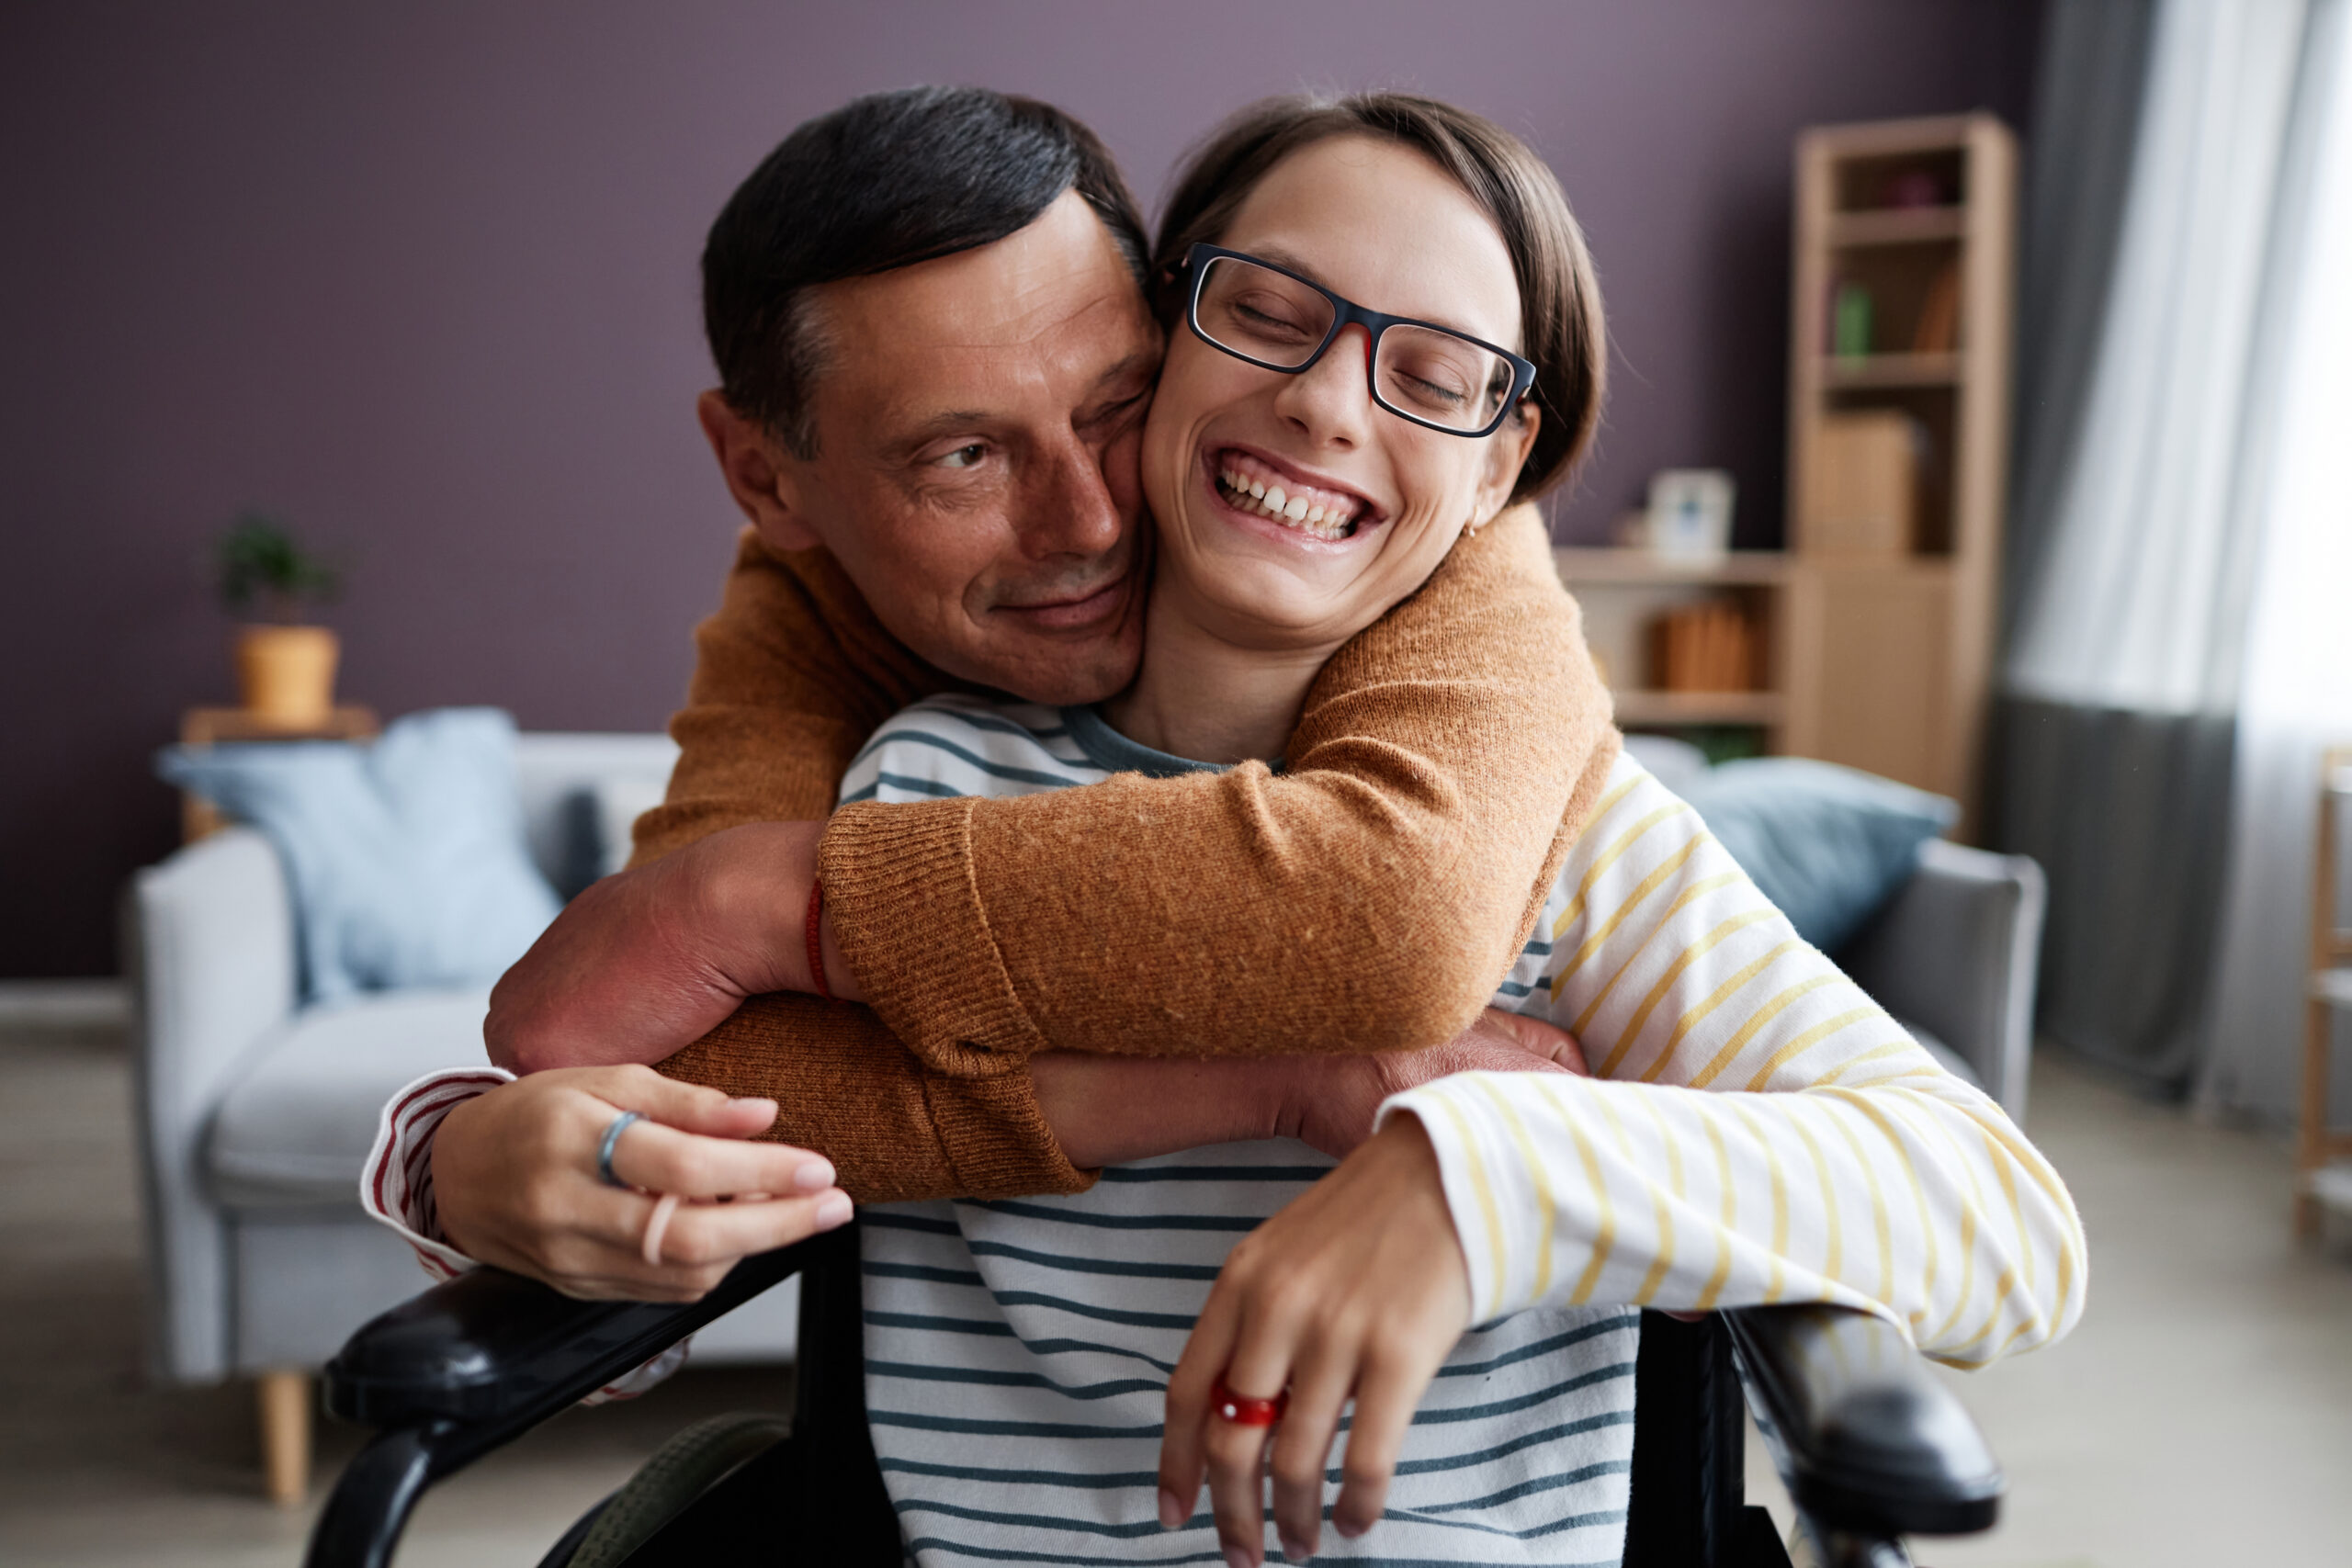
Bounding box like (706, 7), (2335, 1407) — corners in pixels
(0, 979), (132, 1030)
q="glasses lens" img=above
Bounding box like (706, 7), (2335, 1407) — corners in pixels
(1375, 324), (1518, 433)
(1193, 257), (1336, 368)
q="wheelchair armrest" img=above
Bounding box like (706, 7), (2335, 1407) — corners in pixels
(326, 1228), (838, 1428)
(308, 1227), (854, 1568)
(1724, 1304), (2002, 1539)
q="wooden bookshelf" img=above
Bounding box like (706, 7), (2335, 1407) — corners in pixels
(1554, 547), (1793, 749)
(1782, 114), (2018, 831)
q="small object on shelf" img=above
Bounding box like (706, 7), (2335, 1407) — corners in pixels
(1641, 469), (1736, 563)
(1648, 598), (1758, 694)
(1912, 258), (1962, 355)
(1883, 168), (1947, 209)
(215, 512), (344, 728)
(1806, 411), (1923, 558)
(1832, 280), (1873, 358)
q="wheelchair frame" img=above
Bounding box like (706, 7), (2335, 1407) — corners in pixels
(306, 1222), (2000, 1568)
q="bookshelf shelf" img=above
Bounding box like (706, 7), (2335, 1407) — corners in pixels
(1820, 352), (1963, 389)
(1553, 547), (1792, 586)
(1611, 690), (1786, 728)
(1826, 206), (1967, 246)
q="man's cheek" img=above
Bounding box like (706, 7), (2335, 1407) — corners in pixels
(1100, 423), (1148, 524)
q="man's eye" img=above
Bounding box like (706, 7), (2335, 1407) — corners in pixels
(937, 444), (987, 469)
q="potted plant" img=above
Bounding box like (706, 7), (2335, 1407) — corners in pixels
(216, 513), (343, 727)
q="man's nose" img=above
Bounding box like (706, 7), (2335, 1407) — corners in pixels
(1016, 431), (1128, 560)
(1273, 322), (1375, 450)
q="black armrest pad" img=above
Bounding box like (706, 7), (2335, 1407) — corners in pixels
(326, 1226), (851, 1429)
(1726, 1304), (2002, 1537)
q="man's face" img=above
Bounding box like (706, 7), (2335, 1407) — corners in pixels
(749, 190), (1159, 704)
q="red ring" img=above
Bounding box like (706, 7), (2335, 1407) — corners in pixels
(1209, 1374), (1287, 1427)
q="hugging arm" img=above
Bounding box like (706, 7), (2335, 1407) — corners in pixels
(515, 506), (1610, 1201)
(817, 504), (1619, 1077)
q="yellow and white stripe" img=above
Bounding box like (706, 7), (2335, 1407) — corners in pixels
(1385, 751), (2087, 1368)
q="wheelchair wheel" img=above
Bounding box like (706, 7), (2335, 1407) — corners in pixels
(556, 1411), (794, 1568)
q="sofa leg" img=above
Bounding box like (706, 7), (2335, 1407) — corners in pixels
(256, 1369), (312, 1506)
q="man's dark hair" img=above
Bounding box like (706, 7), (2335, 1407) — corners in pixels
(703, 86), (1148, 458)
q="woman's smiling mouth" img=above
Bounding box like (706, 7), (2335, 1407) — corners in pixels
(1209, 447), (1377, 542)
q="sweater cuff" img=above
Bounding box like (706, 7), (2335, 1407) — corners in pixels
(820, 795), (1050, 1074)
(924, 1067), (1097, 1198)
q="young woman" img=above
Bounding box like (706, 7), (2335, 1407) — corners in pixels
(374, 95), (2083, 1567)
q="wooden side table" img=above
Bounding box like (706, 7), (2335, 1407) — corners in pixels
(177, 705), (379, 842)
(2297, 745), (2352, 1237)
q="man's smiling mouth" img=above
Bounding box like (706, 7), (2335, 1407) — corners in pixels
(1212, 449), (1372, 542)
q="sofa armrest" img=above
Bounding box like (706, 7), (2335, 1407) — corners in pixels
(125, 826), (300, 1382)
(1837, 840), (2047, 1122)
(1726, 1304), (2002, 1541)
(308, 1227), (851, 1568)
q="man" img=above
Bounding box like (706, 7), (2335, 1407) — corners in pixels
(419, 86), (1617, 1294)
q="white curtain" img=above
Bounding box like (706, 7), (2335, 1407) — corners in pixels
(2201, 0), (2352, 1120)
(2007, 0), (2312, 716)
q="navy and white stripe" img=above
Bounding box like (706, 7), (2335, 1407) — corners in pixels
(848, 699), (1642, 1565)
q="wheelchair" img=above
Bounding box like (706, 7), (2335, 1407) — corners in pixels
(305, 1222), (2001, 1568)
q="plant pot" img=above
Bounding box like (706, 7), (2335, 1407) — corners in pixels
(236, 625), (340, 728)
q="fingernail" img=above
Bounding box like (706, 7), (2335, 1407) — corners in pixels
(1156, 1487), (1184, 1529)
(792, 1158), (836, 1192)
(814, 1191), (853, 1228)
(725, 1096), (775, 1111)
(1334, 1517), (1367, 1540)
(1281, 1537), (1313, 1562)
(1222, 1549), (1252, 1568)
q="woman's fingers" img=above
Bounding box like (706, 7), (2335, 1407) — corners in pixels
(1158, 1283), (1239, 1529)
(604, 1110), (833, 1199)
(1329, 1348), (1424, 1539)
(582, 1063), (782, 1137)
(547, 1184), (854, 1300)
(1266, 1332), (1357, 1562)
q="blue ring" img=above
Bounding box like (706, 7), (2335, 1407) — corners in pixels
(596, 1110), (645, 1190)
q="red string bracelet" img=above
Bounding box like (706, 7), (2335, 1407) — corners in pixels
(805, 878), (834, 1002)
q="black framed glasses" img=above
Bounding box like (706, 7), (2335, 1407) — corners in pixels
(1179, 243), (1538, 438)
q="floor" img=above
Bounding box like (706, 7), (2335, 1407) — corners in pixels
(2, 1021), (2348, 1567)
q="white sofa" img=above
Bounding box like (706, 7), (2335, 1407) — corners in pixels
(124, 732), (799, 1498)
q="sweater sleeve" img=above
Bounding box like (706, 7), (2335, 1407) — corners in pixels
(629, 530), (1087, 1201)
(1381, 761), (2087, 1367)
(820, 504), (1623, 1077)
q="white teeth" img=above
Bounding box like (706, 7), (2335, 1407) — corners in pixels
(1218, 462), (1359, 538)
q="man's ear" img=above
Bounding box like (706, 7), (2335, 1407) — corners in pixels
(1470, 403), (1543, 527)
(696, 389), (823, 552)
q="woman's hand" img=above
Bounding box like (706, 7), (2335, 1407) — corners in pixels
(433, 1065), (853, 1302)
(1159, 1113), (1471, 1566)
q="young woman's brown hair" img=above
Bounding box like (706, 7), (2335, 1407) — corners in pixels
(1154, 93), (1606, 504)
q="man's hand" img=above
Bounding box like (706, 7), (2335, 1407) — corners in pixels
(1280, 1007), (1587, 1159)
(433, 1065), (853, 1301)
(1027, 1009), (1585, 1168)
(486, 820), (854, 1073)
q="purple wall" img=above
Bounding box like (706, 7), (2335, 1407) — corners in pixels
(0, 1), (2040, 976)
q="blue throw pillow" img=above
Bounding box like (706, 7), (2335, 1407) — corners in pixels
(1676, 758), (1958, 953)
(159, 707), (560, 1002)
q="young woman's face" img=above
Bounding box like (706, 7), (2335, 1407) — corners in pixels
(1141, 135), (1541, 652)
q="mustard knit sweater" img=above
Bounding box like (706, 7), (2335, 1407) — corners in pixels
(639, 505), (1619, 1202)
